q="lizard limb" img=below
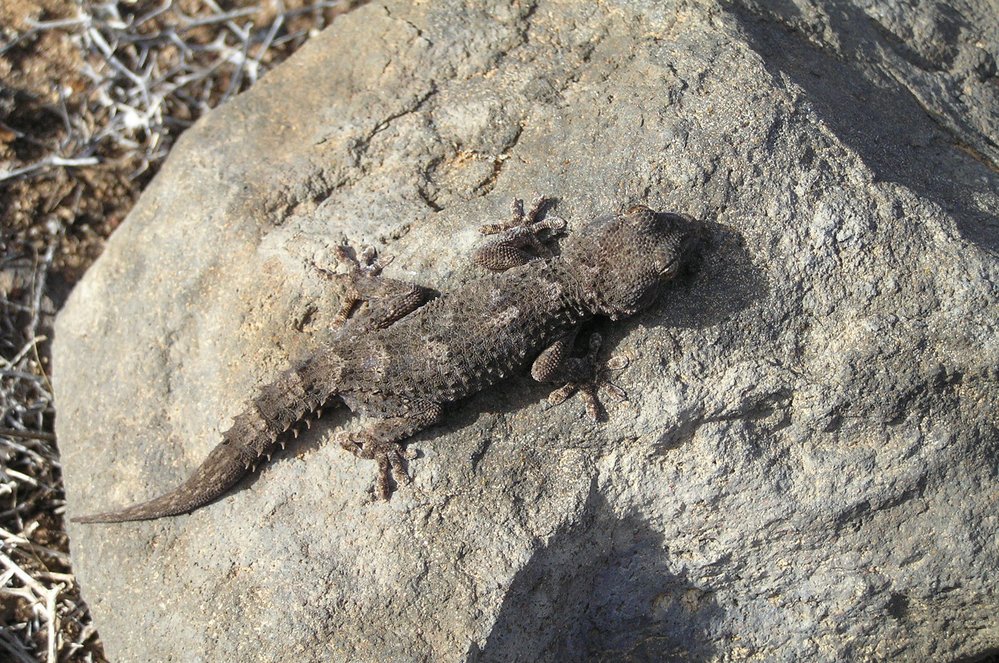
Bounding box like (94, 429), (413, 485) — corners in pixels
(473, 196), (566, 271)
(317, 245), (431, 332)
(336, 400), (443, 499)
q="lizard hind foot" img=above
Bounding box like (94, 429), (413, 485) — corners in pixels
(327, 244), (393, 327)
(318, 243), (430, 332)
(336, 432), (417, 500)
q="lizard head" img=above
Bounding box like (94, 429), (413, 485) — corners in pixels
(568, 205), (690, 320)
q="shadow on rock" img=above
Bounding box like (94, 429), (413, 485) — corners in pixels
(647, 218), (764, 331)
(731, 3), (999, 253)
(466, 484), (724, 662)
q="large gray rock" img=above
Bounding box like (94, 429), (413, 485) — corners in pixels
(56, 1), (999, 660)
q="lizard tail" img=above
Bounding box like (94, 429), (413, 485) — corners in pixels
(73, 354), (343, 524)
(72, 439), (254, 523)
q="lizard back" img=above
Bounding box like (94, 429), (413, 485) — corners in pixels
(333, 257), (588, 414)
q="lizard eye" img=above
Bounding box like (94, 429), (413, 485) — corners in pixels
(657, 258), (678, 277)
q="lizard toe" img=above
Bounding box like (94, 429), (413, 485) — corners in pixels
(547, 382), (579, 407)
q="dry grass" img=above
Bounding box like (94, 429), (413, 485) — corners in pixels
(0, 1), (360, 659)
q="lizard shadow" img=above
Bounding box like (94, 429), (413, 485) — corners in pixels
(731, 3), (999, 253)
(465, 481), (725, 662)
(640, 217), (764, 332)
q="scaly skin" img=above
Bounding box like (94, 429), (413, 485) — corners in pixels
(74, 199), (691, 523)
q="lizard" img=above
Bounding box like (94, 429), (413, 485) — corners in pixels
(73, 197), (691, 523)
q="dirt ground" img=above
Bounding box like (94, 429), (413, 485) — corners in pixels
(0, 1), (360, 660)
(2, 0), (141, 283)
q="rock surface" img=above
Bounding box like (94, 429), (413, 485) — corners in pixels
(56, 1), (999, 661)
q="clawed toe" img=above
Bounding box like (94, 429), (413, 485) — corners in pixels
(337, 432), (413, 499)
(334, 244), (392, 276)
(373, 442), (413, 499)
(547, 382), (577, 407)
(595, 356), (629, 404)
(606, 355), (629, 371)
(336, 431), (362, 455)
(601, 380), (627, 402)
(479, 196), (565, 237)
(579, 384), (605, 422)
(545, 335), (630, 421)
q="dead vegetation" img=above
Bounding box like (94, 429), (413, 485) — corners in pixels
(0, 1), (360, 659)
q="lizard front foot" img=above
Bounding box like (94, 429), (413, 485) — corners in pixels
(546, 333), (629, 422)
(337, 431), (417, 499)
(474, 196), (567, 271)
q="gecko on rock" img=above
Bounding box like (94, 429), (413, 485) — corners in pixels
(74, 198), (692, 523)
